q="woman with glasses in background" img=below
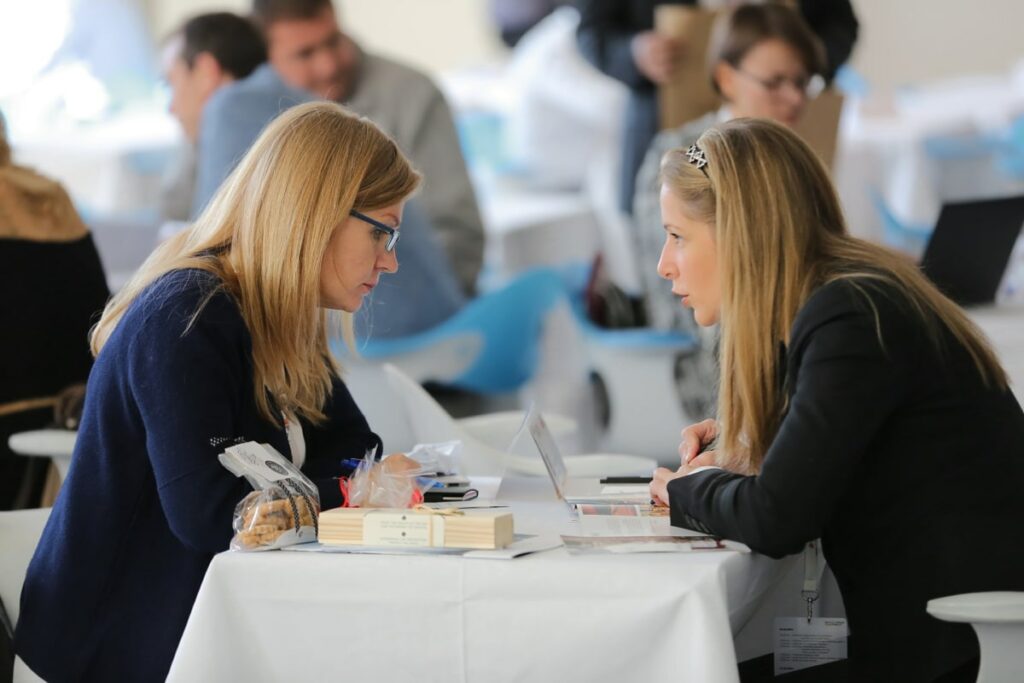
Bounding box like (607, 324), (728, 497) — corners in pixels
(635, 2), (825, 329)
(17, 101), (420, 682)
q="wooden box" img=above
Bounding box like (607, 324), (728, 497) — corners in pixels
(319, 508), (514, 549)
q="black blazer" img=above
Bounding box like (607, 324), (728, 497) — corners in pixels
(668, 278), (1024, 681)
(575, 0), (859, 213)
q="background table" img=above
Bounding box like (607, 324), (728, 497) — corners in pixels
(969, 303), (1024, 391)
(167, 477), (796, 682)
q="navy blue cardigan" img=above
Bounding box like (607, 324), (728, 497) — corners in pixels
(16, 269), (381, 682)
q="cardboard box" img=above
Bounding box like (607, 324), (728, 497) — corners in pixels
(656, 5), (720, 131)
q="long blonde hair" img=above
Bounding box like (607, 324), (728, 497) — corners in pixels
(91, 101), (420, 425)
(661, 118), (1006, 472)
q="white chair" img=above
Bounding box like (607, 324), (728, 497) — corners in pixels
(0, 508), (51, 683)
(7, 430), (77, 483)
(927, 591), (1024, 682)
(343, 362), (656, 477)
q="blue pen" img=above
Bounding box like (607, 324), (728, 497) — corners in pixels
(340, 457), (373, 472)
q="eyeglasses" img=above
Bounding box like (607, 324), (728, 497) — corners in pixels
(349, 209), (400, 253)
(732, 67), (824, 99)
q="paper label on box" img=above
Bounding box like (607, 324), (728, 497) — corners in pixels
(773, 617), (848, 675)
(363, 511), (433, 547)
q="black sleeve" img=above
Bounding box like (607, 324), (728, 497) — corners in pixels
(798, 0), (859, 81)
(298, 375), (382, 510)
(667, 289), (914, 558)
(575, 0), (647, 88)
(300, 374), (382, 480)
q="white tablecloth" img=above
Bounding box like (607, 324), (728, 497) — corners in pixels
(168, 477), (792, 682)
(970, 303), (1024, 392)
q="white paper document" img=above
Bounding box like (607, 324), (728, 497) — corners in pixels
(575, 504), (707, 538)
(281, 533), (561, 560)
(773, 617), (848, 675)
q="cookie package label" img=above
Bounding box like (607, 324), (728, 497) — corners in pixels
(362, 511), (441, 547)
(220, 442), (300, 488)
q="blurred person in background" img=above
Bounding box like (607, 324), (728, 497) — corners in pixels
(631, 4), (827, 426)
(635, 3), (825, 332)
(0, 111), (109, 510)
(575, 0), (858, 214)
(196, 0), (483, 301)
(489, 0), (567, 47)
(159, 12), (267, 223)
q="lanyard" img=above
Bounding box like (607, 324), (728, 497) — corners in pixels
(802, 540), (821, 622)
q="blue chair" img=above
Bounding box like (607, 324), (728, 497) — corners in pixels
(833, 64), (871, 98)
(922, 132), (999, 162)
(337, 268), (566, 394)
(995, 115), (1024, 180)
(870, 189), (934, 256)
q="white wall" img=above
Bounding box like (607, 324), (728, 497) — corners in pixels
(848, 0), (1024, 91)
(146, 0), (507, 73)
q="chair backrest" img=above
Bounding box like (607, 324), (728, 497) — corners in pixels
(343, 362), (507, 476)
(354, 268), (567, 394)
(381, 364), (507, 476)
(870, 188), (933, 255)
(0, 508), (51, 632)
(341, 362), (419, 453)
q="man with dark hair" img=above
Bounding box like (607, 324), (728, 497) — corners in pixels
(195, 0), (484, 303)
(160, 12), (266, 221)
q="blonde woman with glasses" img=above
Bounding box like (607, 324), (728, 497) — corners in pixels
(17, 101), (421, 682)
(650, 119), (1024, 681)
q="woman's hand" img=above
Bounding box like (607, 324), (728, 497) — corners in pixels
(380, 452), (420, 474)
(347, 453), (423, 508)
(650, 453), (718, 507)
(679, 419), (718, 466)
(651, 467), (685, 507)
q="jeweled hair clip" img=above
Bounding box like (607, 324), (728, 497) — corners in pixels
(686, 144), (709, 177)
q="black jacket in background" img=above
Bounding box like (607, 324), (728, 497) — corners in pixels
(668, 278), (1024, 681)
(575, 0), (859, 212)
(0, 233), (110, 509)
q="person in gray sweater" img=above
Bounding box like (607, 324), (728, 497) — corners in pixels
(195, 0), (484, 299)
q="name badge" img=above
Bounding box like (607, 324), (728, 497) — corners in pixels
(773, 617), (848, 675)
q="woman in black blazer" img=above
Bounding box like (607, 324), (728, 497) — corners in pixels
(649, 119), (1024, 681)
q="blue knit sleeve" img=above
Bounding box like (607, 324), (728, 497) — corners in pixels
(126, 278), (253, 554)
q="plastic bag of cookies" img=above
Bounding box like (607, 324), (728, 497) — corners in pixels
(217, 441), (320, 551)
(231, 483), (319, 551)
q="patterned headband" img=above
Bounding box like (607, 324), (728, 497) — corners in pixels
(686, 144), (709, 178)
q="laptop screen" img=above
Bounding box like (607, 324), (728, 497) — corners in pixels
(521, 407), (568, 499)
(920, 195), (1024, 306)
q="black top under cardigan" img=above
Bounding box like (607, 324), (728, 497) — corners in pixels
(668, 278), (1024, 681)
